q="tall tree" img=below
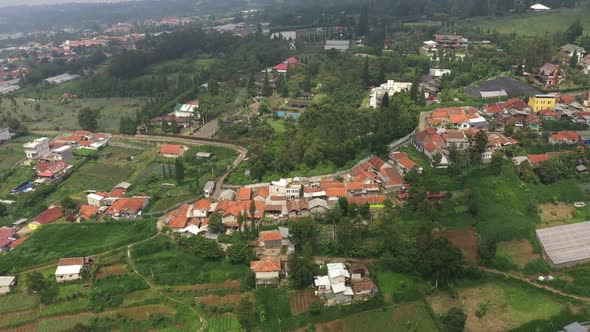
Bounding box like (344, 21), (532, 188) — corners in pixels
(565, 19), (583, 43)
(174, 158), (185, 182)
(78, 108), (99, 132)
(361, 56), (369, 88)
(472, 131), (488, 163)
(357, 5), (369, 37)
(381, 92), (390, 108)
(570, 50), (579, 67)
(262, 70), (272, 97)
(209, 212), (223, 233)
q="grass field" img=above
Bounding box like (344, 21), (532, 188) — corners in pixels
(0, 97), (144, 133)
(428, 279), (584, 332)
(0, 293), (39, 313)
(265, 118), (288, 133)
(206, 314), (242, 332)
(308, 302), (438, 332)
(0, 135), (39, 172)
(374, 271), (424, 303)
(132, 235), (248, 285)
(35, 314), (92, 331)
(0, 220), (157, 273)
(469, 7), (590, 35)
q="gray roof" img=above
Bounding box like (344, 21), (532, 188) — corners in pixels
(480, 90), (508, 98)
(278, 226), (289, 238)
(560, 44), (586, 54)
(537, 221), (590, 265)
(563, 322), (588, 332)
(465, 77), (539, 98)
(325, 40), (350, 51)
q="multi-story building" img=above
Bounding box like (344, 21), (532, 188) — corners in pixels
(23, 137), (51, 159)
(369, 80), (413, 108)
(528, 95), (556, 112)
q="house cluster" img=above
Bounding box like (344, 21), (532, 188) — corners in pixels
(249, 228), (294, 286)
(23, 131), (111, 183)
(420, 34), (468, 61)
(164, 156), (411, 235)
(314, 263), (377, 305)
(151, 99), (201, 129)
(80, 182), (150, 220)
(369, 80), (413, 108)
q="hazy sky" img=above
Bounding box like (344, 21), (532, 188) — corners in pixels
(0, 0), (129, 7)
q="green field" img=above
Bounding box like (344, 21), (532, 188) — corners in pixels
(131, 235), (248, 285)
(0, 293), (39, 313)
(265, 118), (288, 133)
(0, 97), (144, 133)
(428, 279), (587, 331)
(36, 314), (92, 331)
(0, 135), (40, 172)
(0, 220), (157, 273)
(206, 314), (242, 332)
(469, 7), (590, 35)
(374, 271), (425, 303)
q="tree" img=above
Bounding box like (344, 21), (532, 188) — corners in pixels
(179, 236), (225, 260)
(262, 70), (272, 97)
(409, 74), (421, 105)
(61, 196), (78, 214)
(471, 131), (488, 163)
(566, 19), (583, 43)
(289, 255), (316, 289)
(357, 5), (369, 37)
(25, 272), (57, 304)
(119, 115), (136, 135)
(209, 212), (223, 233)
(78, 108), (99, 132)
(174, 158), (185, 182)
(227, 242), (254, 264)
(381, 92), (390, 108)
(303, 71), (312, 92)
(208, 79), (219, 95)
(442, 307), (467, 332)
(570, 50), (579, 67)
(170, 120), (179, 134)
(337, 196), (349, 217)
(361, 56), (369, 88)
(0, 203), (6, 217)
(236, 295), (256, 331)
(418, 238), (465, 287)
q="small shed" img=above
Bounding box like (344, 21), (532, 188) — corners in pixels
(0, 276), (16, 294)
(203, 181), (215, 198)
(196, 152), (212, 158)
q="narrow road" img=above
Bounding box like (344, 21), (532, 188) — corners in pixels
(126, 235), (207, 331)
(114, 134), (248, 199)
(479, 266), (590, 303)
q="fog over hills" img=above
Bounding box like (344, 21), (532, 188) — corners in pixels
(0, 0), (130, 8)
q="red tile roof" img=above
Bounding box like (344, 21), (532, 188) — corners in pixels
(250, 258), (281, 272)
(550, 131), (580, 142)
(237, 188), (252, 201)
(527, 154), (550, 164)
(34, 207), (63, 225)
(10, 235), (29, 249)
(160, 144), (183, 155)
(79, 205), (99, 220)
(193, 198), (211, 210)
(35, 161), (70, 176)
(167, 204), (190, 228)
(558, 94), (576, 104)
(345, 182), (363, 191)
(348, 195), (386, 205)
(486, 103), (503, 114)
(368, 156), (386, 169)
(110, 188), (125, 197)
(58, 257), (87, 267)
(253, 186), (269, 198)
(0, 227), (15, 248)
(74, 130), (91, 136)
(105, 197), (147, 216)
(326, 188), (347, 197)
(259, 231), (282, 241)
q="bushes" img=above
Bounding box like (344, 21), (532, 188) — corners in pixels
(89, 275), (149, 312)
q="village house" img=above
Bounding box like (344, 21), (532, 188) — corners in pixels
(538, 63), (566, 86)
(173, 100), (200, 118)
(104, 197), (150, 219)
(250, 258), (282, 286)
(203, 181), (215, 198)
(55, 257), (93, 283)
(559, 44), (586, 65)
(308, 198), (332, 215)
(549, 131), (580, 145)
(389, 152), (422, 175)
(528, 94), (557, 112)
(23, 137), (51, 159)
(32, 206), (63, 229)
(0, 227), (15, 252)
(0, 276), (16, 294)
(259, 230), (282, 249)
(159, 144), (186, 158)
(369, 80), (413, 108)
(34, 161), (73, 180)
(0, 127), (10, 142)
(78, 205), (100, 221)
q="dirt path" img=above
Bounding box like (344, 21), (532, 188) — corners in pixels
(478, 266), (590, 303)
(114, 134), (247, 200)
(126, 235), (207, 331)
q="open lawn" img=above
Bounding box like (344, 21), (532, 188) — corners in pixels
(435, 227), (480, 264)
(0, 97), (144, 133)
(0, 293), (39, 314)
(468, 8), (590, 35)
(374, 270), (424, 303)
(0, 135), (39, 172)
(131, 235), (248, 285)
(265, 118), (288, 133)
(496, 240), (539, 269)
(290, 289), (321, 315)
(0, 220), (157, 273)
(427, 279), (585, 332)
(255, 287), (293, 332)
(307, 301), (438, 332)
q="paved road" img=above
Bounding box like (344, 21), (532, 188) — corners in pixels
(115, 134), (247, 199)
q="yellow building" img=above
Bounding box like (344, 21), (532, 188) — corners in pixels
(528, 94), (556, 112)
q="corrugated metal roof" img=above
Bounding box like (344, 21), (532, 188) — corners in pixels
(537, 221), (590, 265)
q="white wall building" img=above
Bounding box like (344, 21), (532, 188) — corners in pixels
(0, 276), (16, 294)
(369, 80), (413, 108)
(429, 68), (452, 77)
(0, 127), (9, 142)
(23, 137), (51, 159)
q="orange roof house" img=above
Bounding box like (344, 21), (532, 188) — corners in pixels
(527, 154), (550, 164)
(78, 205), (99, 220)
(105, 197), (149, 219)
(549, 131), (580, 144)
(34, 207), (63, 225)
(237, 188), (252, 201)
(250, 258), (281, 272)
(159, 144), (185, 158)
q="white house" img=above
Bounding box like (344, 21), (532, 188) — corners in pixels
(87, 193), (106, 207)
(173, 100), (200, 119)
(0, 127), (9, 142)
(429, 68), (451, 78)
(530, 3), (550, 11)
(23, 137), (51, 159)
(369, 80), (413, 108)
(55, 257), (91, 283)
(203, 181), (215, 198)
(0, 276), (16, 294)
